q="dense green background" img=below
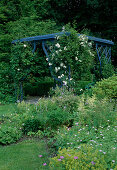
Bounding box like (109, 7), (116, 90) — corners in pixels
(0, 0), (116, 101)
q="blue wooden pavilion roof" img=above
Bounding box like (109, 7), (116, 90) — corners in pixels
(12, 32), (114, 45)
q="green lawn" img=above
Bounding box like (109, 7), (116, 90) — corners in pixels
(0, 139), (50, 170)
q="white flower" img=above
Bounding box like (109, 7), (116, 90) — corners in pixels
(46, 58), (48, 61)
(63, 65), (66, 68)
(112, 160), (115, 163)
(17, 68), (20, 71)
(64, 46), (67, 50)
(58, 76), (61, 79)
(49, 63), (52, 66)
(55, 43), (60, 48)
(60, 63), (64, 67)
(80, 42), (84, 45)
(58, 67), (60, 70)
(79, 60), (82, 62)
(62, 26), (65, 31)
(88, 42), (92, 47)
(55, 67), (58, 73)
(56, 50), (59, 54)
(24, 44), (27, 47)
(80, 89), (83, 91)
(70, 78), (73, 81)
(61, 74), (64, 77)
(59, 49), (62, 52)
(63, 81), (67, 85)
(75, 57), (78, 61)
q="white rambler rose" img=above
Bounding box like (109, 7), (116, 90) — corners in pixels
(63, 81), (67, 85)
(88, 42), (92, 47)
(61, 74), (64, 77)
(75, 57), (78, 61)
(55, 43), (60, 48)
(60, 63), (64, 67)
(49, 63), (52, 66)
(64, 46), (67, 50)
(46, 58), (48, 61)
(55, 67), (58, 72)
(80, 89), (83, 91)
(59, 49), (62, 52)
(79, 60), (82, 62)
(80, 42), (84, 45)
(24, 44), (27, 47)
(56, 50), (59, 54)
(58, 76), (61, 78)
(63, 65), (66, 68)
(58, 67), (60, 70)
(17, 68), (20, 71)
(70, 78), (73, 81)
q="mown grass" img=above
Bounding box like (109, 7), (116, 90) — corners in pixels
(0, 138), (50, 170)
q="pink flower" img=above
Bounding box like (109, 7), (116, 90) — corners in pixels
(60, 156), (64, 159)
(74, 156), (78, 159)
(91, 161), (95, 165)
(68, 154), (71, 156)
(43, 163), (47, 166)
(38, 155), (42, 157)
(67, 127), (71, 131)
(58, 159), (61, 161)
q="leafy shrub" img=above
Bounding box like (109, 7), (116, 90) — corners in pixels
(50, 145), (113, 170)
(71, 94), (116, 128)
(50, 86), (79, 114)
(22, 118), (41, 134)
(0, 124), (22, 144)
(46, 107), (69, 129)
(92, 75), (117, 99)
(27, 130), (44, 138)
(24, 77), (54, 96)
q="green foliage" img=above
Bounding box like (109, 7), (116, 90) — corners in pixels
(27, 130), (44, 138)
(92, 75), (117, 99)
(22, 118), (41, 134)
(75, 95), (117, 128)
(0, 123), (22, 145)
(51, 86), (79, 115)
(50, 145), (110, 170)
(24, 77), (54, 96)
(46, 107), (69, 129)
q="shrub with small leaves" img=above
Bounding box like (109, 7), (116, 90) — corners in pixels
(92, 75), (117, 99)
(50, 145), (111, 170)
